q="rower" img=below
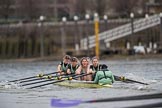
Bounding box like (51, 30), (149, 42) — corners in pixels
(57, 55), (71, 75)
(66, 57), (80, 75)
(93, 65), (115, 85)
(89, 56), (104, 81)
(75, 57), (91, 81)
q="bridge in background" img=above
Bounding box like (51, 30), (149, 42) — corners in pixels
(80, 14), (161, 50)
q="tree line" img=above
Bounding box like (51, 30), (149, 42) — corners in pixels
(0, 0), (148, 22)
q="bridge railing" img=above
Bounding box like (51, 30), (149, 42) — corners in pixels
(104, 14), (160, 44)
(80, 14), (160, 49)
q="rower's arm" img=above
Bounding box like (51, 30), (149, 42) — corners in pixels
(89, 68), (95, 74)
(87, 65), (91, 74)
(57, 65), (62, 73)
(75, 66), (82, 74)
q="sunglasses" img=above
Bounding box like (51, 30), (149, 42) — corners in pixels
(65, 57), (70, 59)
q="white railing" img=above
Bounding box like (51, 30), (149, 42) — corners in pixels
(80, 14), (160, 49)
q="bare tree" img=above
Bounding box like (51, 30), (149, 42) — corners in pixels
(15, 0), (47, 20)
(0, 0), (13, 20)
(94, 0), (108, 16)
(111, 0), (139, 17)
(74, 0), (108, 18)
(75, 0), (90, 16)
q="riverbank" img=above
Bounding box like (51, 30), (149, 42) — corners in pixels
(0, 54), (162, 63)
(101, 54), (162, 61)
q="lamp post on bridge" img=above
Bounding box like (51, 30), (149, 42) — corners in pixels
(85, 14), (90, 56)
(145, 14), (151, 49)
(103, 15), (108, 30)
(61, 17), (67, 56)
(39, 15), (45, 58)
(103, 15), (110, 48)
(159, 13), (162, 49)
(130, 12), (134, 48)
(73, 15), (79, 52)
(126, 13), (134, 50)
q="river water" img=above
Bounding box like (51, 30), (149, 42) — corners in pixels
(0, 59), (162, 108)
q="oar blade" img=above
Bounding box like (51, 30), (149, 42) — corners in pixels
(51, 99), (81, 107)
(50, 93), (162, 107)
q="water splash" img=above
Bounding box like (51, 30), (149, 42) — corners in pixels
(0, 80), (24, 89)
(124, 73), (157, 85)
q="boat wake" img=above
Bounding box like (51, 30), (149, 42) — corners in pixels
(0, 80), (24, 89)
(116, 73), (160, 91)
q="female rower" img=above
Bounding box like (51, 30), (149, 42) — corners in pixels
(94, 65), (115, 85)
(57, 55), (71, 75)
(66, 57), (80, 75)
(89, 57), (104, 81)
(75, 57), (91, 81)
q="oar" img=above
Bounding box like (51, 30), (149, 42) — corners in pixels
(27, 73), (91, 89)
(9, 71), (60, 82)
(19, 73), (67, 83)
(21, 74), (76, 87)
(124, 102), (162, 108)
(19, 77), (47, 83)
(114, 75), (149, 85)
(51, 93), (162, 107)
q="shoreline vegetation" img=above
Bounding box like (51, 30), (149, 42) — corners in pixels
(0, 54), (162, 62)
